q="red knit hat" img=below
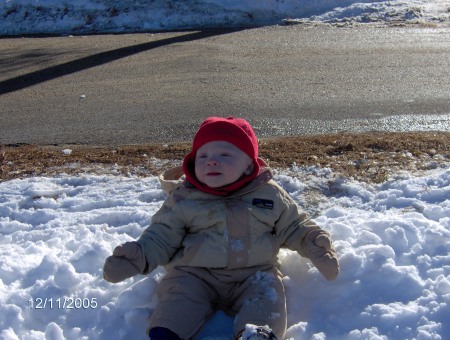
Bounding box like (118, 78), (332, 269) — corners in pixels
(182, 116), (260, 195)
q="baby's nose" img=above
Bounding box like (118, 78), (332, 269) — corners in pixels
(207, 157), (219, 166)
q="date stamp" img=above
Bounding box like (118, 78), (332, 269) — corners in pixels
(29, 297), (98, 310)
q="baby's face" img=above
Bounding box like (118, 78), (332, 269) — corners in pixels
(195, 141), (253, 188)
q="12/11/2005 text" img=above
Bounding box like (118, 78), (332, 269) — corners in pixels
(29, 297), (98, 309)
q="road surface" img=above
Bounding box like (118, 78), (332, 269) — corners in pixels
(0, 25), (449, 145)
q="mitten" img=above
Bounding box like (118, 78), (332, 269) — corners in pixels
(303, 229), (339, 281)
(103, 242), (146, 283)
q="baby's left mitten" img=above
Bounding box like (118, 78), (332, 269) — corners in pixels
(303, 230), (339, 281)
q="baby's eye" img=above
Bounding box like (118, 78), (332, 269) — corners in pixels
(221, 153), (231, 157)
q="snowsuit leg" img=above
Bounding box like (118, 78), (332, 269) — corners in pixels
(148, 267), (216, 339)
(232, 267), (287, 339)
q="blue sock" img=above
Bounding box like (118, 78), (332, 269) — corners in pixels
(149, 327), (182, 340)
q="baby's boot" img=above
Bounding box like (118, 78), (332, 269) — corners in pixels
(237, 324), (278, 340)
(148, 327), (181, 340)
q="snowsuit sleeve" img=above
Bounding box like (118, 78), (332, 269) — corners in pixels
(136, 189), (187, 274)
(272, 182), (322, 257)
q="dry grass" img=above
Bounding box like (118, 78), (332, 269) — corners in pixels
(1, 131), (449, 183)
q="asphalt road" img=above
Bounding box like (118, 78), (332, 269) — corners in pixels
(0, 25), (449, 145)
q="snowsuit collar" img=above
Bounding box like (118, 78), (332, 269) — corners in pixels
(159, 158), (272, 197)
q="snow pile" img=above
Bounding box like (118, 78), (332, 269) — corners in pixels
(284, 0), (450, 26)
(0, 0), (449, 36)
(0, 165), (449, 339)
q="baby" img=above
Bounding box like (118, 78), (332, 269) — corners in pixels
(103, 117), (339, 340)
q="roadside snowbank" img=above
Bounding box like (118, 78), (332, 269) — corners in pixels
(1, 0), (449, 36)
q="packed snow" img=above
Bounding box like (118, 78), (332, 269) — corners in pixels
(0, 0), (449, 36)
(0, 163), (449, 339)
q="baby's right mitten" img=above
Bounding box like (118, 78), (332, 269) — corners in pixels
(103, 242), (146, 283)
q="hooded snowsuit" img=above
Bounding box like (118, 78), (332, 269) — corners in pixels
(137, 163), (324, 339)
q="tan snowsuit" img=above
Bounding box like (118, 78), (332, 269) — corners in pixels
(136, 163), (330, 339)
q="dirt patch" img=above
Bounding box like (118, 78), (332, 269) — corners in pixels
(1, 131), (449, 183)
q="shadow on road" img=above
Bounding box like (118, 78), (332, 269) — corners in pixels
(0, 28), (244, 96)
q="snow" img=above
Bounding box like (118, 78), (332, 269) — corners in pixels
(0, 0), (449, 36)
(0, 164), (449, 339)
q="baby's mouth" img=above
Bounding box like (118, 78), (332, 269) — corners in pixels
(207, 172), (221, 176)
